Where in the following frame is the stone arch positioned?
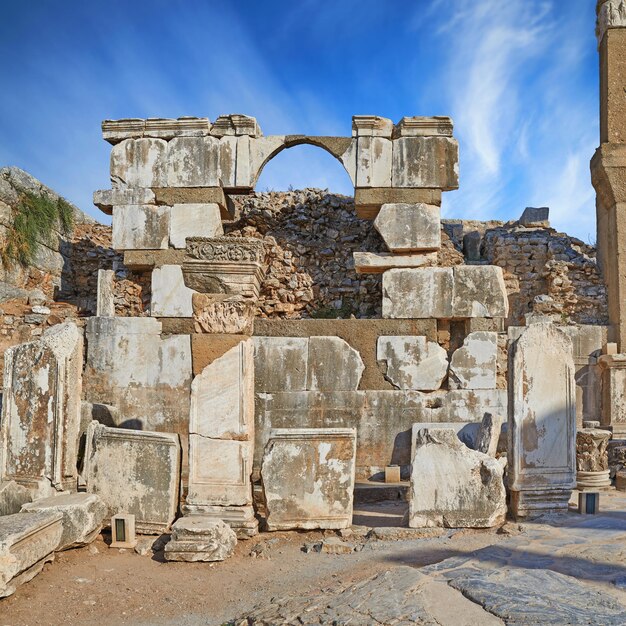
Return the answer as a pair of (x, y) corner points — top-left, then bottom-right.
(251, 135), (356, 189)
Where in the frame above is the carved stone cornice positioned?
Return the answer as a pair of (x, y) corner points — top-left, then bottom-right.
(597, 1), (626, 46)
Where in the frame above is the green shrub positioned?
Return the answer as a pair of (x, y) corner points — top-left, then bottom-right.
(1, 189), (74, 267)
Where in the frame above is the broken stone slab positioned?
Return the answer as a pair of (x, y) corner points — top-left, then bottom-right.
(474, 413), (504, 457)
(180, 504), (258, 539)
(150, 264), (195, 317)
(192, 294), (255, 334)
(254, 336), (309, 392)
(410, 422), (482, 462)
(164, 517), (237, 562)
(96, 269), (115, 317)
(382, 266), (508, 319)
(409, 428), (506, 528)
(93, 188), (156, 215)
(112, 204), (170, 250)
(519, 206), (549, 227)
(307, 336), (365, 391)
(262, 428), (357, 531)
(353, 251), (438, 274)
(211, 114), (262, 137)
(377, 335), (448, 391)
(374, 203), (441, 252)
(21, 493), (107, 550)
(508, 323), (576, 519)
(449, 331), (498, 390)
(0, 481), (32, 516)
(182, 236), (266, 299)
(0, 322), (83, 498)
(0, 511), (63, 598)
(84, 422), (181, 534)
(110, 138), (168, 188)
(169, 203), (223, 248)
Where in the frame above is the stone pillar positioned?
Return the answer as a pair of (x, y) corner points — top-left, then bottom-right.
(508, 322), (576, 519)
(576, 421), (612, 490)
(598, 352), (626, 436)
(96, 269), (115, 316)
(592, 2), (626, 349)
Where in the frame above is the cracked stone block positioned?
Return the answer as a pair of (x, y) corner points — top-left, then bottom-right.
(84, 422), (181, 534)
(1, 322), (83, 498)
(474, 412), (505, 457)
(0, 481), (32, 516)
(307, 337), (365, 391)
(110, 138), (168, 188)
(262, 428), (357, 530)
(451, 266), (509, 318)
(0, 511), (63, 598)
(377, 335), (448, 391)
(169, 203), (223, 248)
(151, 265), (195, 317)
(166, 136), (220, 187)
(112, 204), (170, 250)
(449, 331), (498, 390)
(508, 323), (576, 519)
(254, 336), (309, 392)
(21, 493), (107, 550)
(409, 428), (506, 528)
(374, 203), (441, 252)
(392, 136), (459, 189)
(164, 517), (236, 562)
(519, 206), (549, 227)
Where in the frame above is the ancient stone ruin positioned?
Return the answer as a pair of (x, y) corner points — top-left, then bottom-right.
(3, 4), (626, 622)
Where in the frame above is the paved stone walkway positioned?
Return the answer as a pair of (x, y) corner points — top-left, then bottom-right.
(230, 491), (626, 625)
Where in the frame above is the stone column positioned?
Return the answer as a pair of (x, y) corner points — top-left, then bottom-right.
(576, 421), (612, 489)
(598, 352), (626, 436)
(592, 2), (626, 349)
(508, 322), (577, 519)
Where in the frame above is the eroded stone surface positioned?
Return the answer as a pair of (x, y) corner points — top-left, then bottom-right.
(112, 204), (170, 250)
(377, 335), (448, 391)
(0, 481), (32, 516)
(254, 336), (309, 392)
(449, 332), (498, 390)
(169, 203), (223, 248)
(409, 428), (506, 528)
(508, 323), (576, 518)
(474, 413), (504, 457)
(307, 336), (364, 391)
(21, 493), (107, 550)
(374, 203), (441, 252)
(110, 138), (167, 188)
(192, 294), (255, 334)
(164, 517), (236, 562)
(0, 511), (63, 598)
(84, 422), (181, 534)
(150, 265), (195, 317)
(262, 428), (356, 530)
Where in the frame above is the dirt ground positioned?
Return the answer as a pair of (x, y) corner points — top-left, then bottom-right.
(1, 522), (502, 626)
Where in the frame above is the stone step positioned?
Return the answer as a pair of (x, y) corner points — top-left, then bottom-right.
(354, 481), (409, 504)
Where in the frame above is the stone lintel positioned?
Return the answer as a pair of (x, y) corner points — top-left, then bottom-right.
(102, 117), (211, 144)
(123, 249), (186, 271)
(352, 116), (393, 138)
(152, 187), (233, 219)
(353, 251), (438, 274)
(392, 116), (454, 138)
(354, 187), (442, 219)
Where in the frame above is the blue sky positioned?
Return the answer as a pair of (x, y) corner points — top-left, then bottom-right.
(0, 0), (599, 241)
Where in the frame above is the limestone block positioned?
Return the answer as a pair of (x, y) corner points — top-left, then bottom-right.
(307, 336), (365, 391)
(598, 354), (626, 436)
(96, 269), (115, 317)
(353, 251), (438, 274)
(110, 138), (167, 188)
(0, 322), (83, 497)
(261, 428), (357, 530)
(508, 323), (576, 519)
(409, 428), (506, 528)
(0, 511), (63, 598)
(355, 136), (392, 188)
(164, 517), (236, 562)
(355, 187), (443, 220)
(101, 118), (145, 144)
(192, 294), (255, 334)
(382, 267), (454, 318)
(93, 188), (156, 215)
(21, 493), (107, 550)
(474, 413), (504, 457)
(451, 266), (509, 318)
(166, 136), (220, 187)
(180, 504), (258, 539)
(392, 136), (459, 189)
(248, 136), (288, 187)
(254, 336), (309, 392)
(377, 336), (448, 391)
(519, 206), (549, 227)
(182, 237), (266, 299)
(169, 203), (223, 249)
(392, 116), (454, 138)
(144, 116), (211, 140)
(84, 422), (181, 533)
(374, 203), (441, 252)
(190, 340), (254, 441)
(112, 204), (170, 250)
(150, 265), (195, 317)
(187, 438), (253, 507)
(449, 331), (498, 390)
(83, 317), (192, 432)
(211, 114), (261, 137)
(0, 481), (32, 516)
(410, 422), (482, 462)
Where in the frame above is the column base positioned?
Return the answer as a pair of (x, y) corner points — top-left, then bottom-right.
(509, 488), (573, 520)
(577, 470), (612, 490)
(181, 504), (258, 539)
